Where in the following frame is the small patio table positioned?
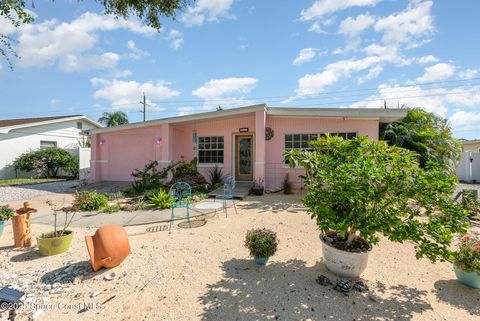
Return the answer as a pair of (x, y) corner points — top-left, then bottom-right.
(194, 202), (223, 216)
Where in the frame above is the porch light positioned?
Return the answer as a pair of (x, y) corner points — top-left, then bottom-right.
(99, 139), (106, 145)
(192, 130), (197, 143)
(156, 138), (162, 144)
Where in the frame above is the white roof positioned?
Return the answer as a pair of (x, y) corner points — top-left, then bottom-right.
(90, 104), (407, 134)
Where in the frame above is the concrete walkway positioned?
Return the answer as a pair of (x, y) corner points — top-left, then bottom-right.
(27, 199), (237, 228)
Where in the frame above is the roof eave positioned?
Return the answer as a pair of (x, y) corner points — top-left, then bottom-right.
(0, 115), (102, 134)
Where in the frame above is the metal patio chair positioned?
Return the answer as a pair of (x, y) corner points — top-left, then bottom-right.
(215, 176), (238, 217)
(169, 182), (191, 232)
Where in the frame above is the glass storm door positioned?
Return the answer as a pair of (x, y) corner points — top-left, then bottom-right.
(235, 135), (253, 181)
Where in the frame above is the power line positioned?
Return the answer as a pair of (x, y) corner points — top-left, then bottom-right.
(1, 79), (480, 118)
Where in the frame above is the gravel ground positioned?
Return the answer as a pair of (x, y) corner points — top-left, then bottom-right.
(0, 180), (79, 203)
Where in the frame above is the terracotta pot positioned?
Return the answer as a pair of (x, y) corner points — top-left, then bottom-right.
(85, 225), (130, 272)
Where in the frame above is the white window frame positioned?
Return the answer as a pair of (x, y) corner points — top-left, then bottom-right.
(197, 136), (225, 166)
(283, 132), (358, 168)
(40, 140), (57, 149)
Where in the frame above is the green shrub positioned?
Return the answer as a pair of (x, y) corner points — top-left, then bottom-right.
(285, 134), (469, 263)
(13, 147), (79, 178)
(454, 235), (480, 272)
(0, 205), (15, 221)
(208, 165), (224, 186)
(130, 160), (177, 195)
(74, 191), (109, 211)
(101, 204), (122, 214)
(149, 190), (174, 209)
(244, 228), (279, 258)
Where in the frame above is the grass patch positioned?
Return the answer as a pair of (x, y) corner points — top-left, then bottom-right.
(0, 178), (65, 186)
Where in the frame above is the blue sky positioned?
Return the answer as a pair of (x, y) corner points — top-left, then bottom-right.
(1, 0), (479, 138)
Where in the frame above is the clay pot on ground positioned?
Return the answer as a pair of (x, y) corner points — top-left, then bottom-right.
(85, 225), (131, 272)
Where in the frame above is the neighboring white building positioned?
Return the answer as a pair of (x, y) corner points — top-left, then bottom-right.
(0, 115), (102, 179)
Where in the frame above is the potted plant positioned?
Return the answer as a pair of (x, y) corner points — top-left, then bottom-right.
(251, 178), (265, 196)
(285, 135), (468, 277)
(453, 235), (480, 288)
(0, 205), (15, 238)
(244, 228), (278, 265)
(37, 200), (78, 256)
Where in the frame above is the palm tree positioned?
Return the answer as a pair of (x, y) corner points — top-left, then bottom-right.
(98, 111), (129, 127)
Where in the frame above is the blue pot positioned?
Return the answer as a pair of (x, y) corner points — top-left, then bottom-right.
(0, 220), (4, 238)
(454, 265), (480, 289)
(254, 257), (269, 265)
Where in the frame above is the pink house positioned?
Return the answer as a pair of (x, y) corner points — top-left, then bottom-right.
(89, 104), (406, 189)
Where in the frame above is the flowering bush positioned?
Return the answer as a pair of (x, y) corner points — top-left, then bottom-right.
(245, 228), (279, 258)
(454, 235), (480, 273)
(0, 205), (15, 221)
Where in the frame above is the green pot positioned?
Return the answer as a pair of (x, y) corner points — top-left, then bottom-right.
(454, 264), (480, 289)
(36, 230), (74, 256)
(254, 257), (269, 265)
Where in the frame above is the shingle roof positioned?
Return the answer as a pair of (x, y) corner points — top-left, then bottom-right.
(0, 115), (83, 129)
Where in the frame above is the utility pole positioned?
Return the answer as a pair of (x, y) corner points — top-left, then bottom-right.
(140, 93), (146, 122)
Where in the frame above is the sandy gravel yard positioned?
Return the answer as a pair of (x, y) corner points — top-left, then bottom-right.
(0, 194), (479, 321)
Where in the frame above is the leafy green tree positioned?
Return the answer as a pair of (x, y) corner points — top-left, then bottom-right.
(1, 0), (190, 67)
(285, 135), (469, 263)
(380, 108), (461, 173)
(98, 111), (129, 127)
(13, 147), (79, 178)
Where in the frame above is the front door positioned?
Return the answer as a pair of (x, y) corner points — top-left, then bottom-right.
(235, 135), (254, 181)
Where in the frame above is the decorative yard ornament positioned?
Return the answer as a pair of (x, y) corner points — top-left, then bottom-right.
(12, 201), (37, 247)
(265, 127), (274, 140)
(85, 225), (131, 272)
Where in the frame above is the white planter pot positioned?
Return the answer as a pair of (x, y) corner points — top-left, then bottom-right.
(320, 234), (371, 278)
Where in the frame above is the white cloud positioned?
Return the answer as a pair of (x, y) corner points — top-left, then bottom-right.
(192, 77), (258, 109)
(458, 68), (480, 79)
(91, 78), (180, 107)
(339, 14), (375, 37)
(415, 63), (455, 83)
(358, 65), (383, 84)
(14, 12), (155, 71)
(308, 22), (327, 34)
(449, 111), (480, 133)
(126, 40), (150, 59)
(166, 29), (184, 50)
(293, 48), (318, 66)
(180, 0), (235, 27)
(417, 55), (439, 64)
(300, 0), (381, 21)
(374, 1), (434, 48)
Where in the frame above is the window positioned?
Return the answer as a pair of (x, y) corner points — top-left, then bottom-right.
(284, 134), (318, 152)
(198, 136), (224, 164)
(330, 132), (357, 140)
(40, 141), (57, 149)
(77, 122), (83, 130)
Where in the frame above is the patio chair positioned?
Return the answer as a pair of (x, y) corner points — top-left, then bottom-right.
(169, 182), (191, 232)
(215, 176), (238, 217)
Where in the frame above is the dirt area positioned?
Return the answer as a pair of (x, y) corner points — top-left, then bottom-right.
(0, 193), (479, 321)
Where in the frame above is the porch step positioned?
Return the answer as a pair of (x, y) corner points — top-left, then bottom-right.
(208, 182), (254, 200)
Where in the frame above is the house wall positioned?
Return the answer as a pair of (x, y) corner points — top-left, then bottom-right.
(91, 115), (257, 182)
(0, 120), (96, 179)
(90, 114), (380, 188)
(264, 117), (379, 189)
(462, 142), (480, 152)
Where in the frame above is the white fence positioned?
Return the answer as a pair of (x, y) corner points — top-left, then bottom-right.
(457, 152), (480, 183)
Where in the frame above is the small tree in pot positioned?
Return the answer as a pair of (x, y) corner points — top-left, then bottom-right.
(285, 135), (468, 277)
